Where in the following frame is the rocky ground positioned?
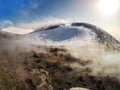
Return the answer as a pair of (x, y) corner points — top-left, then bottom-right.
(0, 45), (120, 90)
(0, 31), (120, 90)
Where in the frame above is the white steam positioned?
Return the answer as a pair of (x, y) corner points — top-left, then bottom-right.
(66, 44), (120, 80)
(89, 52), (120, 80)
(18, 18), (70, 29)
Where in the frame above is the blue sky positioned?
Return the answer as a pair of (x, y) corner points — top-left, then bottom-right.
(0, 0), (69, 22)
(0, 0), (26, 20)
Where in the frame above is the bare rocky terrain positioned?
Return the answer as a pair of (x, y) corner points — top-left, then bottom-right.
(0, 44), (120, 90)
(0, 23), (120, 90)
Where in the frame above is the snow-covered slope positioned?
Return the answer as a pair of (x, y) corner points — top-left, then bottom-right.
(26, 22), (119, 47)
(29, 26), (96, 42)
(1, 27), (34, 34)
(0, 22), (119, 48)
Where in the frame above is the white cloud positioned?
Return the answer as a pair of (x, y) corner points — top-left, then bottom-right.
(30, 2), (40, 9)
(18, 18), (71, 29)
(0, 20), (14, 28)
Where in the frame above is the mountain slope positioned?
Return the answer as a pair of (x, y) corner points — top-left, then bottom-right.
(26, 22), (119, 49)
(0, 22), (119, 49)
(0, 22), (120, 90)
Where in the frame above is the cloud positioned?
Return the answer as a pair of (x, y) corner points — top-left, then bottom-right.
(29, 0), (41, 9)
(17, 0), (43, 20)
(18, 17), (71, 29)
(0, 20), (14, 28)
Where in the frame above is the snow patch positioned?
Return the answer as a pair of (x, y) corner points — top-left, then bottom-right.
(1, 27), (34, 34)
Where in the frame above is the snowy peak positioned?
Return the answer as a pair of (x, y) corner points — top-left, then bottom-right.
(28, 22), (119, 44)
(72, 22), (119, 44)
(0, 22), (119, 48)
